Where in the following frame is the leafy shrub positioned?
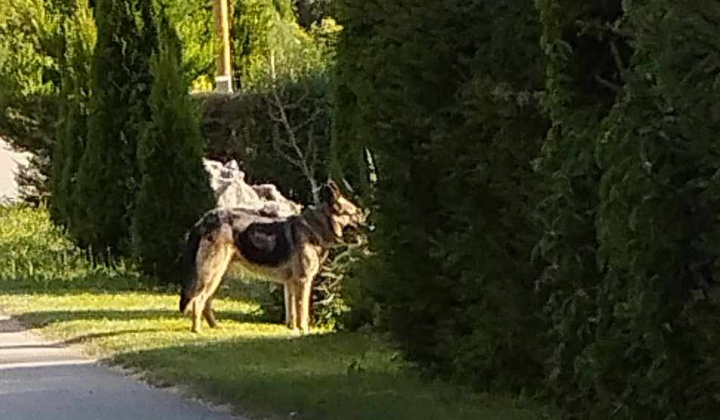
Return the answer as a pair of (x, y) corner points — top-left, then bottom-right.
(198, 74), (333, 205)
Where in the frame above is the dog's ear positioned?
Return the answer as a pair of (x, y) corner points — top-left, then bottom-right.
(327, 180), (340, 197)
(320, 183), (335, 205)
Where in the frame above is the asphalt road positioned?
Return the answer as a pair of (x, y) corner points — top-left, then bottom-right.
(0, 315), (242, 420)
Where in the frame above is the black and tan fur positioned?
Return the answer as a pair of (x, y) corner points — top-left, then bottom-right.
(178, 180), (364, 333)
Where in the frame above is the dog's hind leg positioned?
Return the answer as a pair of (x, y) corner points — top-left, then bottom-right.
(201, 245), (234, 329)
(191, 234), (234, 333)
(192, 294), (205, 333)
(203, 297), (219, 329)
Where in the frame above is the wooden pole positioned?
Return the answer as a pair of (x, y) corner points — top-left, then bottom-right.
(213, 0), (233, 93)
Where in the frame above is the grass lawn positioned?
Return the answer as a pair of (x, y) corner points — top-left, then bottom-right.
(0, 206), (556, 420)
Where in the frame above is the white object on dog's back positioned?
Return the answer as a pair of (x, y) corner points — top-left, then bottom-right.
(203, 158), (301, 217)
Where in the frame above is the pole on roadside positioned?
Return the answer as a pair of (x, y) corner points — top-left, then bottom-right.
(213, 0), (233, 93)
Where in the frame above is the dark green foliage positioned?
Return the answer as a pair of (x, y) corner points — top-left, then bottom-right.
(73, 0), (157, 256)
(294, 0), (335, 28)
(591, 2), (720, 418)
(536, 1), (720, 418)
(335, 0), (547, 391)
(534, 0), (628, 411)
(132, 13), (215, 283)
(51, 3), (95, 231)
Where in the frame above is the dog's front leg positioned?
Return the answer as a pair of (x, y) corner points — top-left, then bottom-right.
(297, 279), (312, 334)
(288, 282), (301, 333)
(283, 283), (293, 328)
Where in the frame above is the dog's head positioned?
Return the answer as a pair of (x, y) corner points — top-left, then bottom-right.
(321, 180), (365, 238)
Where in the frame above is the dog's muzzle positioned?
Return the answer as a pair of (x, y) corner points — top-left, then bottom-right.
(349, 210), (367, 227)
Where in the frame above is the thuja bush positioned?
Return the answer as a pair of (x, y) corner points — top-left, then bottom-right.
(334, 0), (547, 391)
(533, 0), (629, 412)
(590, 2), (720, 418)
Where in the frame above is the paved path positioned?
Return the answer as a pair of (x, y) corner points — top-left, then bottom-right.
(0, 315), (241, 420)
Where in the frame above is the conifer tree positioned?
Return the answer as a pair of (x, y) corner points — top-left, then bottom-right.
(51, 2), (95, 234)
(132, 12), (215, 283)
(73, 0), (157, 256)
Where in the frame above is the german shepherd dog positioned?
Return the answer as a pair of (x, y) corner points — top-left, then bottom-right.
(178, 180), (364, 333)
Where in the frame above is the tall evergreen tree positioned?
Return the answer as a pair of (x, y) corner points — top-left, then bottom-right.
(51, 2), (95, 233)
(132, 12), (215, 283)
(73, 0), (157, 256)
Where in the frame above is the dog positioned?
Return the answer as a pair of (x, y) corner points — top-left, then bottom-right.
(178, 180), (364, 333)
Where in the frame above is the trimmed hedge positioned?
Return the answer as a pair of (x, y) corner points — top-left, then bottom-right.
(591, 2), (720, 418)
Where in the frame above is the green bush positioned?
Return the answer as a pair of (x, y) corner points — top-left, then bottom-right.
(50, 2), (95, 231)
(73, 0), (157, 257)
(591, 2), (720, 418)
(334, 0), (547, 391)
(533, 0), (628, 411)
(132, 13), (215, 283)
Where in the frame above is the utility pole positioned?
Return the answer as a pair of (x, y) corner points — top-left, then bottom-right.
(213, 0), (233, 93)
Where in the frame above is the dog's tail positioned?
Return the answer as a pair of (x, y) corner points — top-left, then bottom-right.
(178, 220), (203, 314)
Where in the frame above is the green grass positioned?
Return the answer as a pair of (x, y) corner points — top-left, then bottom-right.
(0, 206), (556, 420)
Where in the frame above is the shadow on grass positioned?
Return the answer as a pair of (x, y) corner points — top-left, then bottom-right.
(12, 308), (267, 328)
(0, 286), (174, 297)
(61, 329), (169, 345)
(114, 333), (555, 420)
